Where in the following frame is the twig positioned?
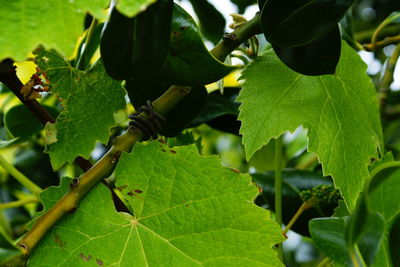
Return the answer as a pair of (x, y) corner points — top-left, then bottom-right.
(379, 43), (400, 116)
(0, 197), (39, 210)
(274, 136), (284, 261)
(282, 202), (312, 234)
(76, 18), (99, 70)
(363, 35), (400, 51)
(0, 155), (42, 197)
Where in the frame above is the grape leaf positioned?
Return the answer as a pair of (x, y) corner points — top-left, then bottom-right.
(369, 168), (400, 266)
(237, 42), (383, 210)
(116, 0), (156, 18)
(34, 49), (126, 170)
(29, 143), (284, 266)
(0, 0), (152, 61)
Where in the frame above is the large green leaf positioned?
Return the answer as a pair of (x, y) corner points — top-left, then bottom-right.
(0, 0), (111, 61)
(237, 42), (383, 210)
(152, 4), (235, 86)
(260, 0), (355, 47)
(34, 49), (126, 170)
(29, 143), (284, 266)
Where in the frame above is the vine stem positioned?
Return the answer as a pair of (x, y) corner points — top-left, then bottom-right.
(0, 155), (42, 197)
(76, 18), (99, 70)
(316, 257), (331, 267)
(363, 34), (400, 51)
(16, 13), (262, 255)
(282, 201), (311, 234)
(274, 136), (284, 261)
(379, 43), (400, 115)
(0, 197), (39, 210)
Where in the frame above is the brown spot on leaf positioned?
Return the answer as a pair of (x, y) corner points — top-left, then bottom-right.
(79, 253), (92, 262)
(127, 191), (135, 196)
(116, 185), (128, 191)
(96, 259), (104, 266)
(170, 150), (176, 154)
(162, 149), (166, 152)
(134, 189), (143, 194)
(185, 204), (189, 207)
(230, 168), (241, 173)
(54, 234), (65, 248)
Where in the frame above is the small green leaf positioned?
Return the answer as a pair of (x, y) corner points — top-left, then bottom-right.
(29, 143), (284, 266)
(237, 42), (383, 210)
(4, 105), (58, 140)
(153, 4), (235, 86)
(260, 0), (355, 47)
(389, 214), (400, 267)
(272, 27), (341, 75)
(309, 217), (350, 265)
(34, 49), (126, 170)
(189, 0), (226, 44)
(116, 0), (157, 17)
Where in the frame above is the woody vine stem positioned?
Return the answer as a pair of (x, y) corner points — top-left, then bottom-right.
(13, 14), (262, 255)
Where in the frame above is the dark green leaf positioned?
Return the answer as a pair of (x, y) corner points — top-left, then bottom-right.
(231, 0), (257, 13)
(152, 3), (235, 86)
(258, 0), (266, 11)
(100, 0), (173, 80)
(346, 194), (369, 247)
(389, 214), (400, 267)
(272, 27), (341, 75)
(309, 217), (350, 265)
(260, 0), (354, 47)
(253, 170), (334, 236)
(190, 88), (241, 135)
(75, 22), (104, 70)
(190, 88), (240, 127)
(4, 105), (58, 140)
(189, 0), (226, 44)
(125, 80), (208, 137)
(358, 213), (385, 265)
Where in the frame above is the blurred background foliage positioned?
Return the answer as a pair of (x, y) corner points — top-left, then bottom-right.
(0, 0), (400, 266)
